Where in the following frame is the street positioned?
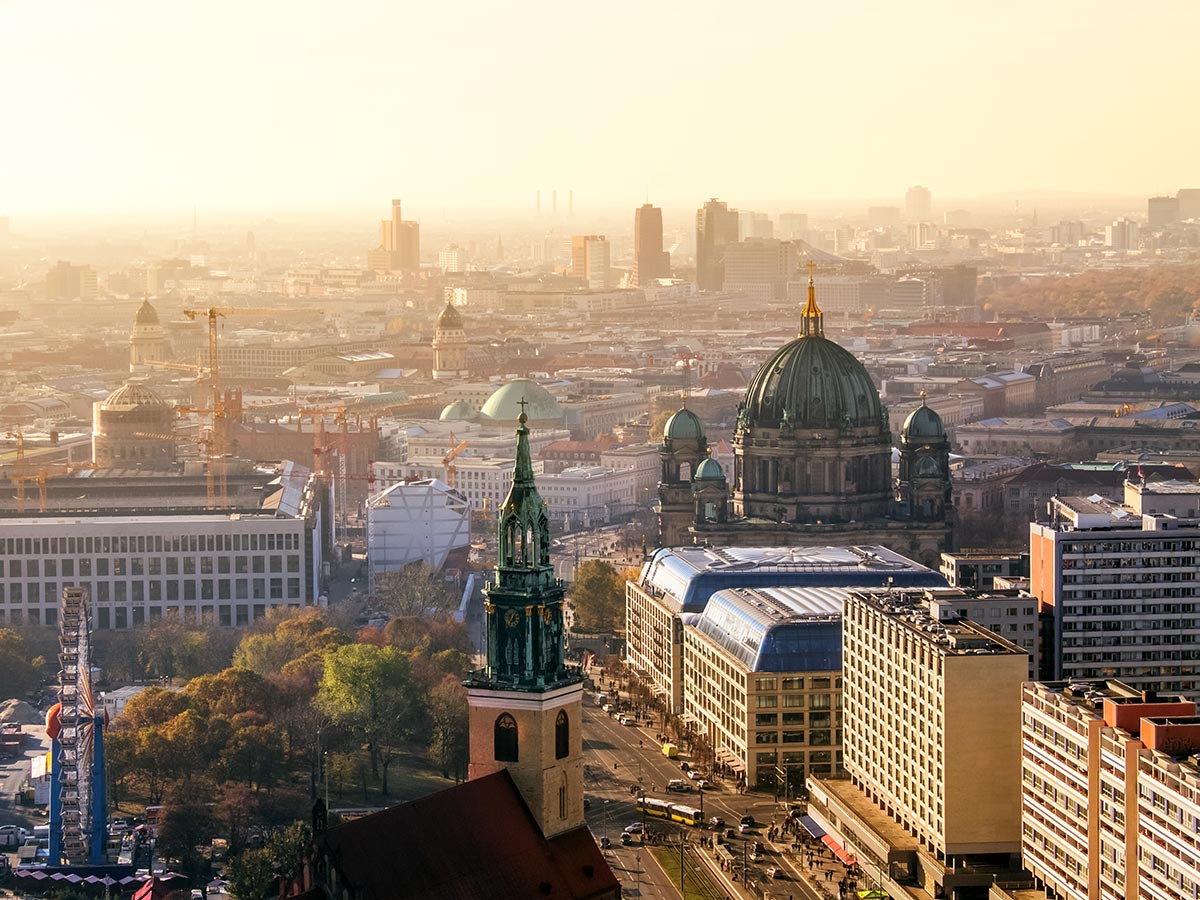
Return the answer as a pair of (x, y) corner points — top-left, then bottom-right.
(580, 694), (842, 900)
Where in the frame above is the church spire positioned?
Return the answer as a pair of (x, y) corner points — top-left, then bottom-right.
(800, 260), (823, 337)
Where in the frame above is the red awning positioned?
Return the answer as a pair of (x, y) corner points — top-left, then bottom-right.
(821, 834), (858, 866)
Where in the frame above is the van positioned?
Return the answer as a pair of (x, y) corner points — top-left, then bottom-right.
(666, 778), (690, 793)
(661, 742), (678, 758)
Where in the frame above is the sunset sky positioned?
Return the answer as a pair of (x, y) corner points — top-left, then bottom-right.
(2, 1), (1196, 216)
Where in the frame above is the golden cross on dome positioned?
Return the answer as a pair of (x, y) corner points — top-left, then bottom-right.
(807, 259), (817, 282)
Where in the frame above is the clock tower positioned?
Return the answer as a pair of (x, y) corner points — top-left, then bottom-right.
(465, 406), (585, 838)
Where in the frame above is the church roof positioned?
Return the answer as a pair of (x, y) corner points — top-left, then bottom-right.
(664, 406), (704, 441)
(101, 383), (167, 410)
(317, 770), (618, 900)
(134, 297), (160, 326)
(438, 399), (477, 421)
(436, 301), (463, 329)
(479, 379), (563, 424)
(902, 401), (946, 440)
(694, 457), (724, 480)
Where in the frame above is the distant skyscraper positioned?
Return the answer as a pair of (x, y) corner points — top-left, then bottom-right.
(633, 204), (670, 286)
(438, 244), (470, 273)
(1105, 217), (1139, 250)
(866, 206), (901, 228)
(738, 210), (773, 240)
(1147, 195), (1180, 228)
(570, 235), (610, 289)
(778, 212), (809, 241)
(45, 260), (97, 301)
(1050, 220), (1086, 245)
(905, 185), (932, 221)
(695, 198), (739, 291)
(368, 199), (420, 272)
(1178, 188), (1200, 220)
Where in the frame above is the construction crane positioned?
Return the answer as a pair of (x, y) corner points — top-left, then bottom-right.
(136, 429), (219, 509)
(8, 463), (95, 514)
(443, 434), (469, 489)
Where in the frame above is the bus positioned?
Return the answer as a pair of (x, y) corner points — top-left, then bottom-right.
(636, 797), (673, 820)
(668, 805), (702, 826)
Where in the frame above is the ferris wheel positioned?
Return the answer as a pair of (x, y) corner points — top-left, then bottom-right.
(47, 586), (107, 866)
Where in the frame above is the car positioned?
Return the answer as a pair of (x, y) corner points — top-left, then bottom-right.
(600, 836), (611, 849)
(680, 761), (692, 772)
(740, 814), (756, 826)
(623, 823), (643, 834)
(665, 779), (690, 792)
(620, 832), (635, 846)
(709, 816), (725, 829)
(724, 828), (737, 840)
(695, 779), (709, 790)
(753, 841), (765, 854)
(687, 770), (703, 780)
(765, 866), (780, 879)
(601, 704), (612, 713)
(738, 823), (752, 834)
(619, 715), (636, 726)
(583, 798), (591, 810)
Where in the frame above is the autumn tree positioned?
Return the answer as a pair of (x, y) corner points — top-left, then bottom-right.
(0, 628), (45, 700)
(568, 559), (625, 633)
(369, 563), (459, 618)
(428, 675), (469, 782)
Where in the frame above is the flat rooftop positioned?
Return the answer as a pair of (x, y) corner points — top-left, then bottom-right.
(849, 588), (1029, 656)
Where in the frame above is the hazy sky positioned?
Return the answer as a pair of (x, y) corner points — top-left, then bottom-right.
(2, 1), (1196, 217)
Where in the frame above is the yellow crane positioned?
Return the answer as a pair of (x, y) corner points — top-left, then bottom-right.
(136, 429), (220, 509)
(8, 463), (95, 514)
(443, 434), (469, 489)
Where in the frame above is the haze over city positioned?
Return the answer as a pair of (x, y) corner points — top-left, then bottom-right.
(3, 1), (1199, 218)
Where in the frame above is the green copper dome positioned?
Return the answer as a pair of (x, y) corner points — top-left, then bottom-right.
(902, 402), (945, 440)
(436, 302), (463, 329)
(664, 407), (704, 442)
(439, 399), (477, 421)
(742, 335), (883, 430)
(479, 379), (563, 424)
(694, 457), (724, 480)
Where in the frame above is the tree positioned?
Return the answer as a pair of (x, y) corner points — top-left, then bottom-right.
(185, 667), (272, 719)
(649, 410), (673, 441)
(223, 724), (286, 792)
(156, 784), (217, 879)
(427, 675), (469, 781)
(119, 687), (192, 731)
(569, 559), (625, 633)
(233, 610), (348, 676)
(316, 644), (420, 795)
(0, 628), (44, 700)
(369, 564), (459, 618)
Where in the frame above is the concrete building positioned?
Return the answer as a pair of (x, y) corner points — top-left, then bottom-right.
(696, 198), (739, 290)
(45, 260), (98, 301)
(1021, 679), (1200, 900)
(1148, 195), (1181, 229)
(721, 238), (797, 301)
(1030, 479), (1200, 698)
(437, 244), (470, 273)
(368, 198), (420, 272)
(807, 586), (1028, 900)
(365, 478), (471, 587)
(778, 213), (809, 240)
(1105, 217), (1140, 250)
(624, 545), (945, 714)
(1179, 188), (1200, 220)
(939, 550), (1029, 591)
(570, 235), (610, 289)
(91, 383), (176, 469)
(0, 463), (326, 628)
(905, 186), (932, 222)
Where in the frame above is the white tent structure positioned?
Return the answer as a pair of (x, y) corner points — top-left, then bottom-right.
(366, 478), (471, 589)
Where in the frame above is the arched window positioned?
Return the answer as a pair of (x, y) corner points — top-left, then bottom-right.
(495, 713), (518, 762)
(555, 710), (569, 759)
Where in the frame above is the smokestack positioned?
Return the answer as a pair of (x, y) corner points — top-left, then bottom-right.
(536, 191), (541, 217)
(552, 190), (557, 216)
(569, 190), (573, 217)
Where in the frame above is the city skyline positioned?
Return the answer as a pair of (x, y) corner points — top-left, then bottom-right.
(2, 1), (1198, 215)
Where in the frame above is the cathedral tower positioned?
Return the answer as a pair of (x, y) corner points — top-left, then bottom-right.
(431, 300), (468, 380)
(129, 296), (169, 373)
(465, 406), (584, 838)
(895, 396), (953, 525)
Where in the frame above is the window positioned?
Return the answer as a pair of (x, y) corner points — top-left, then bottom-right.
(555, 710), (569, 760)
(495, 713), (518, 762)
(755, 695), (778, 709)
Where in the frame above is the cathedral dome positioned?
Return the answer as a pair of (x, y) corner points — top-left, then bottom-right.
(479, 379), (562, 424)
(902, 402), (945, 440)
(694, 457), (724, 480)
(742, 335), (883, 430)
(436, 302), (463, 329)
(439, 399), (477, 421)
(101, 383), (167, 411)
(663, 407), (704, 442)
(134, 298), (160, 326)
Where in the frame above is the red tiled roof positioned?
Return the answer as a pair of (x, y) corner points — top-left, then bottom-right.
(318, 771), (618, 900)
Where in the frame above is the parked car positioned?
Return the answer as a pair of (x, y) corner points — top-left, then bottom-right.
(695, 779), (709, 790)
(623, 823), (643, 834)
(687, 769), (703, 780)
(620, 832), (635, 846)
(680, 761), (692, 772)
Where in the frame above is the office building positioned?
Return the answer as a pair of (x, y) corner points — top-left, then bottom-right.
(1030, 480), (1200, 698)
(624, 544), (945, 714)
(778, 212), (809, 240)
(1105, 217), (1139, 250)
(45, 261), (98, 301)
(807, 587), (1027, 900)
(0, 463), (326, 629)
(368, 198), (420, 272)
(1049, 220), (1086, 245)
(721, 238), (797, 301)
(1148, 195), (1180, 228)
(570, 235), (610, 289)
(632, 204), (670, 286)
(1021, 679), (1200, 900)
(905, 185), (932, 222)
(695, 198), (739, 290)
(1178, 188), (1200, 220)
(738, 210), (773, 239)
(437, 243), (470, 273)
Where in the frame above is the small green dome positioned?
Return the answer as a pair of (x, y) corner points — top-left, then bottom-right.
(479, 378), (563, 424)
(694, 457), (724, 480)
(902, 403), (945, 439)
(742, 334), (883, 430)
(664, 407), (704, 441)
(439, 399), (477, 421)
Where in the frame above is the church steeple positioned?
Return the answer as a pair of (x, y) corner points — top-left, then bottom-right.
(482, 404), (572, 688)
(800, 260), (824, 337)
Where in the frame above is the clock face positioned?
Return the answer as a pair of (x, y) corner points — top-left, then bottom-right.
(504, 609), (521, 628)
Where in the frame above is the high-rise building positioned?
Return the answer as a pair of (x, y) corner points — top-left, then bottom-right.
(367, 199), (420, 272)
(721, 238), (798, 301)
(807, 587), (1027, 899)
(695, 198), (739, 290)
(465, 411), (584, 839)
(778, 212), (809, 240)
(1030, 480), (1200, 698)
(570, 235), (610, 289)
(738, 210), (773, 239)
(1049, 219), (1086, 246)
(632, 204), (670, 286)
(1021, 679), (1200, 900)
(1178, 188), (1200, 220)
(437, 243), (470, 273)
(1148, 195), (1181, 228)
(45, 260), (97, 301)
(1104, 217), (1139, 250)
(905, 185), (932, 222)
